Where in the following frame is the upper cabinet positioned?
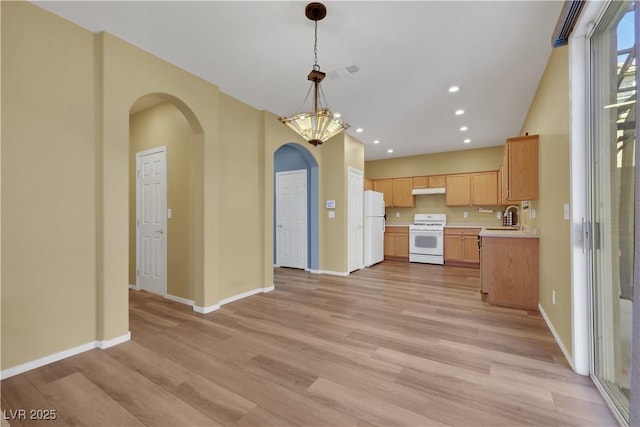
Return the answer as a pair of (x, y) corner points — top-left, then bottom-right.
(373, 178), (415, 207)
(413, 175), (445, 189)
(429, 175), (446, 188)
(446, 171), (498, 206)
(445, 174), (472, 205)
(392, 178), (415, 207)
(364, 178), (374, 191)
(472, 171), (499, 206)
(502, 135), (538, 202)
(373, 179), (393, 206)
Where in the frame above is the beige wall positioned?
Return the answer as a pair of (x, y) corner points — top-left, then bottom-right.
(1, 2), (98, 368)
(346, 134), (365, 172)
(129, 102), (194, 300)
(384, 195), (504, 225)
(365, 146), (503, 179)
(320, 135), (348, 273)
(365, 146), (505, 224)
(519, 46), (572, 356)
(217, 93), (264, 298)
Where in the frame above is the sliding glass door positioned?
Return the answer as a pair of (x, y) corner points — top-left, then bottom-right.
(590, 1), (637, 424)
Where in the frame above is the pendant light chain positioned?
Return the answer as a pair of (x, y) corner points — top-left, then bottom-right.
(313, 20), (319, 71)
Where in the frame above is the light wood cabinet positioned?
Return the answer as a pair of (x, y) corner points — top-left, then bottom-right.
(471, 171), (498, 205)
(429, 175), (445, 187)
(445, 174), (472, 206)
(446, 172), (498, 206)
(384, 226), (409, 260)
(374, 178), (415, 207)
(373, 179), (393, 206)
(502, 134), (539, 202)
(392, 178), (415, 207)
(413, 175), (445, 189)
(364, 178), (374, 191)
(412, 176), (429, 188)
(498, 164), (509, 206)
(444, 228), (481, 268)
(480, 236), (539, 309)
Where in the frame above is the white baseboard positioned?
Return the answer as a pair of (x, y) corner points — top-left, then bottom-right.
(538, 303), (577, 373)
(0, 332), (131, 380)
(128, 284), (140, 291)
(98, 332), (131, 350)
(193, 303), (220, 314)
(193, 285), (275, 314)
(164, 294), (194, 307)
(317, 270), (349, 277)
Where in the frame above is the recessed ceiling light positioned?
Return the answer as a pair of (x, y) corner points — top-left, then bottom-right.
(333, 112), (341, 118)
(448, 86), (460, 93)
(464, 139), (471, 144)
(356, 128), (364, 133)
(455, 109), (465, 115)
(387, 149), (394, 153)
(373, 140), (380, 144)
(460, 126), (468, 131)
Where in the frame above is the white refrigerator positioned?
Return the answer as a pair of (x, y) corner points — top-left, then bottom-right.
(364, 190), (385, 266)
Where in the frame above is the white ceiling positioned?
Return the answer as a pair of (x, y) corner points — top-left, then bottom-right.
(32, 1), (563, 160)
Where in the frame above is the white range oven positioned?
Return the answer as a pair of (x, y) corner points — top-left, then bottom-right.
(409, 213), (446, 264)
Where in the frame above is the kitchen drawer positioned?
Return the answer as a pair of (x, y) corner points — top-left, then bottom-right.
(445, 227), (481, 236)
(385, 226), (408, 234)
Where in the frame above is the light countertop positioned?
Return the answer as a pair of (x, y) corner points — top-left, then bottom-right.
(479, 227), (539, 239)
(386, 222), (539, 238)
(445, 223), (497, 229)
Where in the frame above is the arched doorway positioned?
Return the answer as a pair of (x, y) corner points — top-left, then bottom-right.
(128, 93), (202, 304)
(274, 143), (319, 271)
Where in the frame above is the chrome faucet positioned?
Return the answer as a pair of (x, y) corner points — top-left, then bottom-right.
(503, 205), (520, 227)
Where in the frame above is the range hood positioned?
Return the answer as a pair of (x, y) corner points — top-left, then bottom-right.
(412, 187), (446, 195)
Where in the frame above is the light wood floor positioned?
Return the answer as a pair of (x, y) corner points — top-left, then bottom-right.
(2, 262), (618, 426)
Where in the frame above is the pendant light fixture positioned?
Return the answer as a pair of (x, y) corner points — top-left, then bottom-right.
(278, 2), (349, 146)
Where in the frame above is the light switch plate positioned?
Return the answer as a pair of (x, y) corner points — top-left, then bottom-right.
(328, 211), (335, 219)
(167, 208), (172, 219)
(563, 203), (570, 220)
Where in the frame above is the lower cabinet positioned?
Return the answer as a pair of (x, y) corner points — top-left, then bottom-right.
(384, 226), (409, 261)
(444, 228), (481, 268)
(480, 236), (539, 309)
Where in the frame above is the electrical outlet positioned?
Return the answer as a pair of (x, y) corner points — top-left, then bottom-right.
(497, 211), (502, 219)
(531, 209), (536, 219)
(395, 212), (400, 218)
(463, 211), (468, 218)
(552, 290), (556, 305)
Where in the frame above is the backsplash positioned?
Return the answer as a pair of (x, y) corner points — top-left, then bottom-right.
(385, 194), (504, 225)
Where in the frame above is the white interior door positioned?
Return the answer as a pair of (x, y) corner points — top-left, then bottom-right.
(136, 147), (167, 295)
(348, 168), (364, 272)
(276, 170), (307, 269)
